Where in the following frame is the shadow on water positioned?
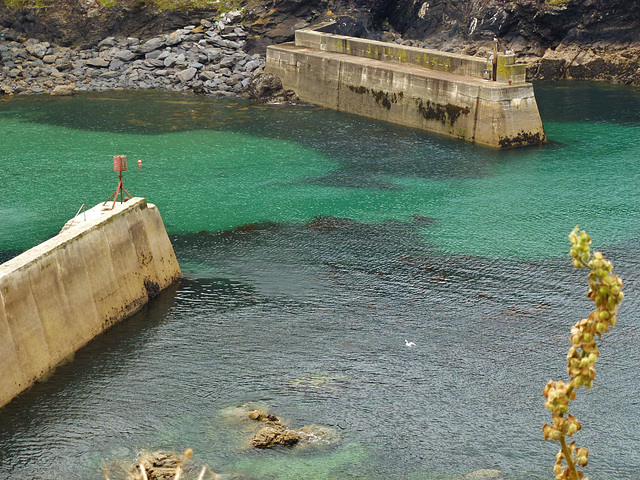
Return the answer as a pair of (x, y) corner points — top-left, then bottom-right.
(0, 82), (639, 480)
(2, 81), (638, 192)
(0, 90), (537, 186)
(535, 81), (640, 126)
(0, 209), (639, 479)
(0, 281), (180, 419)
(0, 249), (23, 264)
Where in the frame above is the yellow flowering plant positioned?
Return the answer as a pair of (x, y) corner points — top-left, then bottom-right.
(543, 227), (624, 480)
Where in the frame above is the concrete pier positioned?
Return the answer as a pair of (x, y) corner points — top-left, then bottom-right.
(0, 198), (181, 409)
(266, 23), (545, 148)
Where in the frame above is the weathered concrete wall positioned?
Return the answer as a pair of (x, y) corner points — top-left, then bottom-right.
(0, 197), (181, 409)
(266, 42), (545, 147)
(294, 25), (527, 86)
(295, 26), (490, 81)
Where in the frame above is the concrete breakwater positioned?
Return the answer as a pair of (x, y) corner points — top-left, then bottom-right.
(266, 24), (546, 148)
(0, 198), (181, 409)
(0, 15), (264, 96)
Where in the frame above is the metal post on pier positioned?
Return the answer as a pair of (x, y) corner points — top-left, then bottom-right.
(103, 155), (133, 209)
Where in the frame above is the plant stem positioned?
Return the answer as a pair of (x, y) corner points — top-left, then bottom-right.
(559, 434), (580, 480)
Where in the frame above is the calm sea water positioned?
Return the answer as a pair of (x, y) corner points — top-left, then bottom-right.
(0, 82), (639, 480)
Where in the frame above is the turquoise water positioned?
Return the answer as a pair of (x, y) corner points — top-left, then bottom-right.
(0, 82), (639, 479)
(2, 84), (640, 259)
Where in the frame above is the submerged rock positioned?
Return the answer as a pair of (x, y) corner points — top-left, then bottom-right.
(306, 216), (360, 231)
(462, 469), (502, 480)
(296, 424), (340, 447)
(103, 448), (218, 480)
(246, 408), (338, 449)
(128, 451), (183, 480)
(219, 404), (340, 450)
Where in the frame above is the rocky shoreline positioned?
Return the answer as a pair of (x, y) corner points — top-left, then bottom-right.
(2, 3), (639, 99)
(0, 12), (265, 96)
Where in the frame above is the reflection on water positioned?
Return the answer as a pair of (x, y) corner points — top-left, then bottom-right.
(0, 82), (639, 479)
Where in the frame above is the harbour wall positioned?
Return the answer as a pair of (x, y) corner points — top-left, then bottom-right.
(0, 197), (181, 409)
(266, 24), (545, 148)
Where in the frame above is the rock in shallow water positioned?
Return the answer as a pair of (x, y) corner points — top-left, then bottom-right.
(462, 469), (502, 480)
(239, 73), (298, 104)
(128, 451), (182, 480)
(246, 408), (339, 449)
(247, 409), (279, 422)
(252, 424), (301, 448)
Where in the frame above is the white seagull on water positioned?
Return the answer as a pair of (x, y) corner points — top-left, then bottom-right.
(405, 339), (416, 347)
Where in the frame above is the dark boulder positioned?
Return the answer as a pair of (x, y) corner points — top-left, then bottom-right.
(240, 73), (298, 103)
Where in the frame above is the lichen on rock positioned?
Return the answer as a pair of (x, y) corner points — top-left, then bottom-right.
(251, 424), (301, 448)
(247, 409), (280, 423)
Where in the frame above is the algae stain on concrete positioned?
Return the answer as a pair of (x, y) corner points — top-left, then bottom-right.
(498, 130), (545, 148)
(347, 85), (403, 110)
(415, 98), (471, 126)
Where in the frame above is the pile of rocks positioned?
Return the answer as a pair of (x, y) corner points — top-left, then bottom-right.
(0, 15), (265, 96)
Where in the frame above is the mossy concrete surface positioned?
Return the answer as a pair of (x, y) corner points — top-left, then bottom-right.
(0, 198), (181, 409)
(266, 24), (545, 148)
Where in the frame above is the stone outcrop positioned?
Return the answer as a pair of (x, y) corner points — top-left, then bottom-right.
(239, 72), (298, 103)
(529, 42), (640, 84)
(246, 409), (338, 449)
(2, 0), (640, 90)
(247, 409), (280, 422)
(252, 425), (302, 448)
